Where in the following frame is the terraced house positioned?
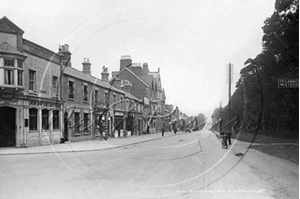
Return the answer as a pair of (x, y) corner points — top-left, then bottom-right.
(0, 16), (174, 148)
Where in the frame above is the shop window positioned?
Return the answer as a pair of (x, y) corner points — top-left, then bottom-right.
(29, 108), (38, 130)
(53, 110), (60, 129)
(29, 70), (36, 91)
(42, 109), (49, 130)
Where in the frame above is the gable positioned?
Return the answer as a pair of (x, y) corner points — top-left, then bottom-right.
(111, 67), (149, 87)
(0, 17), (24, 35)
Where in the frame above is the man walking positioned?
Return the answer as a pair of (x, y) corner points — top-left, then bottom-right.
(161, 127), (165, 137)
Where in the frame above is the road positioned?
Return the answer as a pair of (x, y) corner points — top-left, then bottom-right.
(0, 130), (276, 199)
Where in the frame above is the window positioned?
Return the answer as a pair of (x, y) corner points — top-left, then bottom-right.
(74, 112), (80, 133)
(4, 59), (14, 66)
(126, 99), (129, 110)
(83, 85), (88, 102)
(29, 70), (36, 91)
(52, 76), (58, 89)
(42, 109), (49, 130)
(53, 110), (59, 129)
(4, 69), (14, 85)
(29, 108), (38, 130)
(104, 92), (108, 106)
(95, 89), (99, 104)
(17, 60), (22, 69)
(84, 113), (89, 131)
(17, 70), (22, 86)
(120, 96), (123, 110)
(52, 76), (58, 96)
(113, 94), (116, 109)
(69, 81), (74, 99)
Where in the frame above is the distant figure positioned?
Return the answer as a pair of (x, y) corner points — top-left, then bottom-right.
(161, 127), (165, 137)
(147, 125), (150, 134)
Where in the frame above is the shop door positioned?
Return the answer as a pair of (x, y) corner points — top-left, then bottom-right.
(0, 107), (16, 147)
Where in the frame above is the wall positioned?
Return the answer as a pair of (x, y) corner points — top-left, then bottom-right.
(117, 69), (148, 100)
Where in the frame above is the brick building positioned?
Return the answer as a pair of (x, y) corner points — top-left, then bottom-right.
(0, 17), (64, 147)
(111, 55), (167, 133)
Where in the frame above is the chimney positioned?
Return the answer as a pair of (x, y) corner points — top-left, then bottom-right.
(101, 66), (109, 82)
(112, 77), (121, 89)
(60, 44), (72, 67)
(143, 63), (149, 75)
(120, 55), (132, 71)
(82, 58), (91, 75)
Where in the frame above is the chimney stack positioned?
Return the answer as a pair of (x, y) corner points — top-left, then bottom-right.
(82, 58), (91, 76)
(143, 63), (149, 75)
(120, 55), (132, 71)
(101, 66), (109, 82)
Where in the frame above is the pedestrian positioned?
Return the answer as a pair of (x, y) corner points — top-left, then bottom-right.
(227, 129), (232, 145)
(220, 130), (228, 149)
(162, 127), (165, 137)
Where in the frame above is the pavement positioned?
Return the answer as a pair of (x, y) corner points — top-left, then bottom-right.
(0, 131), (177, 155)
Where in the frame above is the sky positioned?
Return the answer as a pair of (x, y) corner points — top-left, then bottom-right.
(1, 0), (275, 118)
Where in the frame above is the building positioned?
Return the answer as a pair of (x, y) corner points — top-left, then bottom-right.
(110, 55), (167, 133)
(0, 16), (64, 147)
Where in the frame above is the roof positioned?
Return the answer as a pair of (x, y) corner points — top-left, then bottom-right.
(63, 66), (126, 94)
(0, 16), (24, 34)
(0, 42), (26, 58)
(110, 67), (149, 87)
(125, 92), (141, 102)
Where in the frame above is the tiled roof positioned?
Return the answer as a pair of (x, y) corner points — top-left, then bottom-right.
(0, 42), (26, 57)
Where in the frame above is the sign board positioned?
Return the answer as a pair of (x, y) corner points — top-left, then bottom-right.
(115, 112), (124, 116)
(143, 97), (149, 105)
(278, 78), (298, 88)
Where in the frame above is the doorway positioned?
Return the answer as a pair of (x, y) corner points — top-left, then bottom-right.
(0, 107), (16, 147)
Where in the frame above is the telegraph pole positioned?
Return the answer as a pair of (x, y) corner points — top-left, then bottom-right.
(227, 63), (233, 128)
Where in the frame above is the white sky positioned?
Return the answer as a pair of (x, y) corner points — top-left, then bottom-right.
(1, 0), (275, 117)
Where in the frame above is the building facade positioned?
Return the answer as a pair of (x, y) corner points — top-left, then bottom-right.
(111, 55), (167, 133)
(0, 17), (166, 148)
(0, 17), (64, 147)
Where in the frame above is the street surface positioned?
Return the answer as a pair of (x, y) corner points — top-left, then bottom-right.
(0, 130), (291, 199)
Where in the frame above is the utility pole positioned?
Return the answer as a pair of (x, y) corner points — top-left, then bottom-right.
(227, 63), (233, 129)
